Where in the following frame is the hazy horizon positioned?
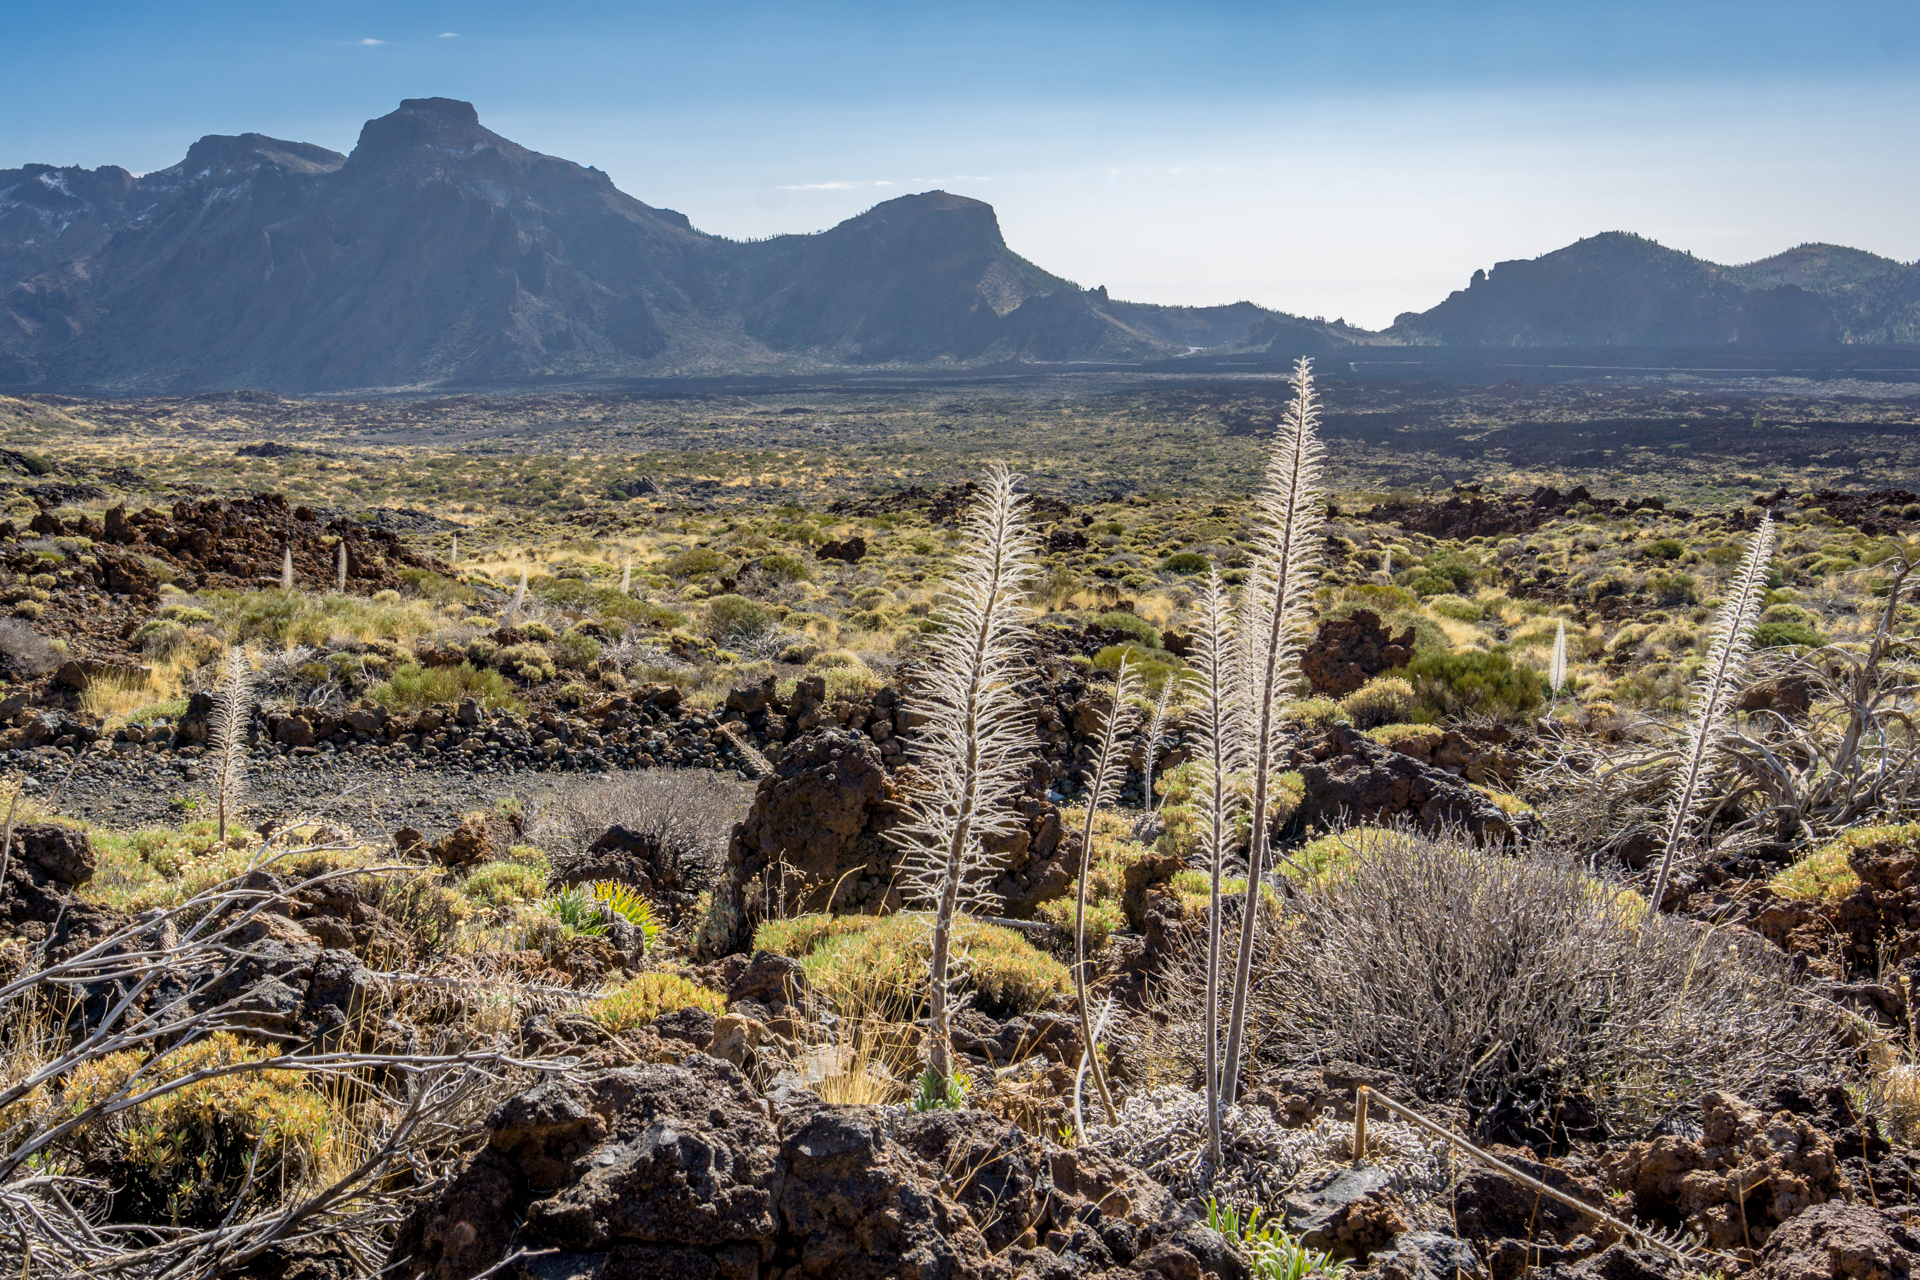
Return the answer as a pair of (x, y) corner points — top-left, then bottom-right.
(5, 0), (1916, 329)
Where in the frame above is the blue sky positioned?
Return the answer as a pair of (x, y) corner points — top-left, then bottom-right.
(3, 1), (1915, 327)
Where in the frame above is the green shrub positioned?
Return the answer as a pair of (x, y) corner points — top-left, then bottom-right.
(554, 627), (602, 669)
(1642, 538), (1685, 561)
(1645, 571), (1699, 605)
(370, 662), (523, 713)
(593, 972), (726, 1032)
(704, 594), (774, 642)
(1762, 603), (1820, 627)
(1425, 593), (1482, 622)
(1405, 648), (1542, 721)
(494, 642), (557, 682)
(1161, 551), (1210, 575)
(1280, 697), (1347, 730)
(1155, 761), (1303, 865)
(1339, 676), (1416, 728)
(664, 547), (737, 579)
(536, 578), (687, 629)
(586, 880), (664, 952)
(1406, 552), (1481, 596)
(1090, 610), (1162, 649)
(756, 553), (809, 583)
(1092, 641), (1182, 692)
(1755, 621), (1828, 649)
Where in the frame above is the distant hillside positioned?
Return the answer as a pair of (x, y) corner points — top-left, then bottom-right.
(1387, 231), (1919, 348)
(5, 102), (1914, 391)
(0, 98), (1321, 392)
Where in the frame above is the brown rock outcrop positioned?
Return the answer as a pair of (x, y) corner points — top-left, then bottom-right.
(1757, 1201), (1920, 1280)
(1602, 1091), (1843, 1250)
(1291, 725), (1522, 842)
(1303, 610), (1416, 697)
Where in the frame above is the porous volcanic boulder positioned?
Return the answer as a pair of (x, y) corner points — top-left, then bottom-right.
(392, 1056), (784, 1280)
(778, 1104), (1007, 1279)
(1757, 1201), (1920, 1280)
(1290, 725), (1521, 842)
(427, 814), (512, 869)
(1602, 1091), (1843, 1250)
(393, 1057), (1070, 1280)
(1303, 610), (1416, 698)
(5, 822), (96, 885)
(714, 728), (888, 948)
(0, 823), (123, 948)
(1844, 826), (1920, 969)
(815, 536), (867, 564)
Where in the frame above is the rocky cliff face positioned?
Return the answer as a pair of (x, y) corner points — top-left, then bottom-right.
(0, 98), (1260, 391)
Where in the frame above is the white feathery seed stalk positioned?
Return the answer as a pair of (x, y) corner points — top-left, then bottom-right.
(1222, 355), (1326, 1108)
(210, 647), (255, 843)
(621, 553), (632, 596)
(887, 463), (1041, 1089)
(280, 546), (294, 591)
(336, 541), (348, 594)
(1644, 512), (1775, 922)
(1073, 653), (1139, 1126)
(507, 566), (528, 620)
(1549, 619), (1568, 700)
(1191, 567), (1242, 1172)
(450, 534), (458, 567)
(1141, 676), (1174, 813)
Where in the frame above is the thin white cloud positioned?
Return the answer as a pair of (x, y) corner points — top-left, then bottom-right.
(359, 37), (384, 45)
(438, 31), (459, 38)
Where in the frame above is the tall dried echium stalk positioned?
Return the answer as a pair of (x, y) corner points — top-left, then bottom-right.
(1221, 355), (1325, 1107)
(621, 553), (633, 596)
(336, 542), (348, 594)
(1549, 619), (1568, 701)
(1140, 677), (1174, 813)
(506, 566), (528, 621)
(1645, 512), (1775, 922)
(1190, 567), (1241, 1170)
(209, 647), (255, 843)
(1073, 653), (1138, 1125)
(280, 546), (294, 591)
(889, 463), (1040, 1094)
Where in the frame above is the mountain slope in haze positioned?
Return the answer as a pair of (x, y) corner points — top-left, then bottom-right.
(1388, 231), (1918, 348)
(0, 99), (1304, 391)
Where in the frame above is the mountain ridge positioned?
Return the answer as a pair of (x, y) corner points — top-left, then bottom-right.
(2, 99), (1916, 392)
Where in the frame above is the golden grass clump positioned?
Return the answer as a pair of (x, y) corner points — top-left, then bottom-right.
(592, 972), (726, 1032)
(755, 912), (1069, 1018)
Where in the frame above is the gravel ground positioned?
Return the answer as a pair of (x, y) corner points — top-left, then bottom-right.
(21, 746), (641, 843)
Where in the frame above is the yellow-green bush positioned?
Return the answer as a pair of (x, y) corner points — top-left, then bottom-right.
(370, 661), (522, 713)
(1281, 826), (1398, 886)
(1167, 868), (1281, 916)
(1772, 822), (1920, 902)
(1339, 676), (1416, 728)
(460, 860), (547, 911)
(62, 1033), (340, 1228)
(593, 971), (726, 1032)
(755, 912), (1068, 1018)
